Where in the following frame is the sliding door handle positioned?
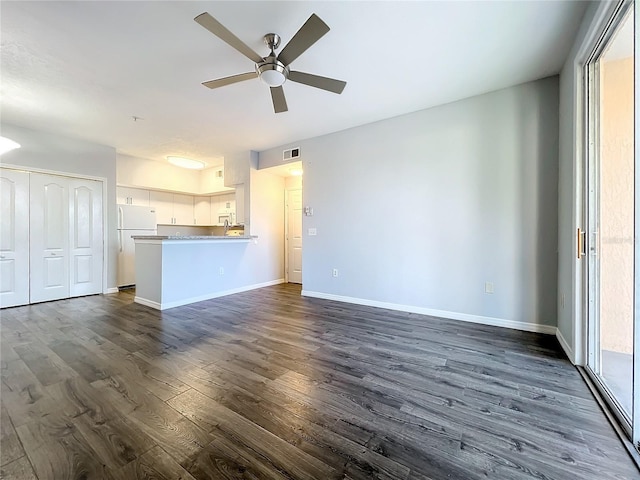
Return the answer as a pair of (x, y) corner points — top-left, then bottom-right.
(577, 228), (587, 259)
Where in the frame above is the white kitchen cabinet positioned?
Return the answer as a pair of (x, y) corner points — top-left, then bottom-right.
(149, 191), (195, 225)
(194, 197), (211, 225)
(149, 191), (174, 224)
(173, 194), (194, 225)
(117, 186), (149, 206)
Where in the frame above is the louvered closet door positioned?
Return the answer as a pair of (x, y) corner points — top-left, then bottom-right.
(0, 169), (30, 308)
(30, 173), (70, 303)
(69, 178), (103, 297)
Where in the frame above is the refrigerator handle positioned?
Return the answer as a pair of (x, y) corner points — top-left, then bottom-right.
(118, 206), (124, 230)
(119, 230), (123, 253)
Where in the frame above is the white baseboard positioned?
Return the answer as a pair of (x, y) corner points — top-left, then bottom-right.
(555, 327), (575, 364)
(136, 278), (285, 310)
(301, 290), (557, 335)
(105, 287), (119, 294)
(134, 296), (161, 310)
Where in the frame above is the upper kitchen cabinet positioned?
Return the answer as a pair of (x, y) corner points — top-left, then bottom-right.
(149, 191), (195, 225)
(150, 191), (174, 224)
(173, 194), (194, 225)
(194, 197), (211, 225)
(117, 186), (150, 206)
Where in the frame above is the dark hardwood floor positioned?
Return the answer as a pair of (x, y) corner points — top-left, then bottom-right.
(1, 284), (638, 479)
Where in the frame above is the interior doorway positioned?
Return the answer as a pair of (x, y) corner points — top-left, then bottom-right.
(584, 0), (635, 442)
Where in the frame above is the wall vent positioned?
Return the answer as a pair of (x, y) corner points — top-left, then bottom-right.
(283, 147), (300, 161)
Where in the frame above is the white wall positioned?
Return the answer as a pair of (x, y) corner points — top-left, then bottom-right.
(260, 77), (560, 332)
(117, 153), (200, 192)
(0, 123), (118, 290)
(200, 167), (233, 194)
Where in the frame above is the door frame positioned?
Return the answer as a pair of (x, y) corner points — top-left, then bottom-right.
(580, 0), (636, 446)
(1, 163), (109, 295)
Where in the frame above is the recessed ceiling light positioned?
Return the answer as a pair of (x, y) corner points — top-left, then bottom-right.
(0, 136), (21, 156)
(289, 168), (303, 176)
(167, 156), (206, 170)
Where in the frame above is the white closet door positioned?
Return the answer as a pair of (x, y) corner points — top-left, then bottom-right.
(69, 178), (103, 297)
(0, 169), (30, 308)
(30, 173), (70, 303)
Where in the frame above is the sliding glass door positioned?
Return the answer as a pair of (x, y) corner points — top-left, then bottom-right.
(585, 0), (635, 443)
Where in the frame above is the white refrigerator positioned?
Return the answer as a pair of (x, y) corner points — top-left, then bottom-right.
(117, 204), (157, 287)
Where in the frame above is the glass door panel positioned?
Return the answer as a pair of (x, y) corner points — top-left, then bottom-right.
(586, 1), (634, 433)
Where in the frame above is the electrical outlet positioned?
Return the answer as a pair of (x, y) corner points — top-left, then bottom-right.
(485, 282), (494, 294)
(308, 228), (317, 236)
(219, 267), (224, 275)
(332, 268), (338, 277)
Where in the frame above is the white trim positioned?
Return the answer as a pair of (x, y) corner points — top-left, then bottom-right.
(301, 290), (557, 335)
(135, 278), (284, 310)
(556, 327), (575, 364)
(0, 162), (108, 182)
(106, 287), (119, 294)
(133, 296), (161, 310)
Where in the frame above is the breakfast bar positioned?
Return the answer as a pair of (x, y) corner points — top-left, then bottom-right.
(133, 235), (256, 310)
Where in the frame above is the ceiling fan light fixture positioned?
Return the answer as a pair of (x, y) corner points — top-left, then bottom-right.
(167, 156), (206, 170)
(0, 136), (21, 156)
(256, 61), (289, 87)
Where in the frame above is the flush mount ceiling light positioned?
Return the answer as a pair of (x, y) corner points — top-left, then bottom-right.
(167, 156), (207, 170)
(0, 136), (21, 155)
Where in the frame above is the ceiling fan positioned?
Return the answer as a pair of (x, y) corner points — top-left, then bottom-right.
(194, 12), (347, 113)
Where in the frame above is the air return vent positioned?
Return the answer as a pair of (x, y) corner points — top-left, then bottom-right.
(283, 147), (300, 161)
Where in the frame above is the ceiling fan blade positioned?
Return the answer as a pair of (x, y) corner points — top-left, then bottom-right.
(288, 71), (346, 94)
(270, 86), (288, 113)
(277, 13), (330, 67)
(202, 72), (258, 89)
(195, 12), (263, 64)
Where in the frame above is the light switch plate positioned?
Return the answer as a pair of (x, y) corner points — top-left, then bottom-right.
(308, 228), (317, 236)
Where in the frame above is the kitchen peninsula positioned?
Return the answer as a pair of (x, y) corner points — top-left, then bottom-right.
(133, 235), (257, 310)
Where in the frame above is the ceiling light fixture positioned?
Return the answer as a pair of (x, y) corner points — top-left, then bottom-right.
(256, 34), (289, 88)
(167, 156), (206, 170)
(289, 168), (303, 176)
(0, 136), (21, 156)
(257, 62), (288, 87)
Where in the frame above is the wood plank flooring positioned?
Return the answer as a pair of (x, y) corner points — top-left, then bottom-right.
(1, 284), (637, 479)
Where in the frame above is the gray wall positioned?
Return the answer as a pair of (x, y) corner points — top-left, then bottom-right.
(260, 77), (559, 330)
(0, 123), (118, 290)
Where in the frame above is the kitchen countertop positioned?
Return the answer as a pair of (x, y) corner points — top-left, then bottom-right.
(132, 235), (255, 240)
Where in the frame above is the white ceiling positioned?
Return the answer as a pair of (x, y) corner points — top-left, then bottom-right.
(1, 1), (588, 167)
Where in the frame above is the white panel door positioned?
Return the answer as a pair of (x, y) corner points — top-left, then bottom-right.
(30, 173), (70, 303)
(287, 189), (303, 284)
(0, 169), (30, 308)
(69, 178), (103, 297)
